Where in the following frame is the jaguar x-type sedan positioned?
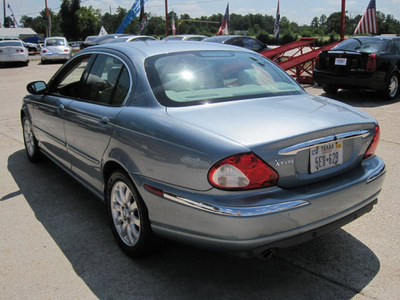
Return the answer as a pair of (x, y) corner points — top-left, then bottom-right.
(21, 41), (385, 258)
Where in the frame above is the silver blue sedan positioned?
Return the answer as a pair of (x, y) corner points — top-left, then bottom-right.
(21, 41), (385, 258)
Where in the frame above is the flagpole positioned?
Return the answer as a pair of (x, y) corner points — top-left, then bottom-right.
(340, 0), (345, 41)
(3, 0), (5, 27)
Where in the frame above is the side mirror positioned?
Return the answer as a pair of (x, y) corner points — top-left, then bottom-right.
(27, 81), (47, 95)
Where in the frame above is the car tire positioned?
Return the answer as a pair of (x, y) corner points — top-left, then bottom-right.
(322, 85), (339, 94)
(22, 116), (42, 162)
(383, 73), (399, 100)
(106, 171), (155, 258)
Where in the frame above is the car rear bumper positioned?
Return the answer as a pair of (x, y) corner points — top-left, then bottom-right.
(313, 69), (387, 90)
(41, 53), (70, 61)
(0, 53), (28, 63)
(135, 155), (385, 257)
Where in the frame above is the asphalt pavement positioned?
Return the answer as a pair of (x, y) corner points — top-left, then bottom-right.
(1, 59), (399, 299)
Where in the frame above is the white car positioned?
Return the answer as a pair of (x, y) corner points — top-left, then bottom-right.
(0, 39), (29, 66)
(41, 37), (72, 64)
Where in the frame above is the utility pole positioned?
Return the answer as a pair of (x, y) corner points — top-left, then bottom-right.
(45, 0), (51, 37)
(165, 0), (169, 36)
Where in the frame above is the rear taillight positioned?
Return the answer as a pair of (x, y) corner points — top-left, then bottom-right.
(366, 54), (377, 72)
(364, 125), (380, 159)
(208, 153), (279, 190)
(16, 48), (24, 53)
(42, 49), (47, 53)
(64, 48), (69, 52)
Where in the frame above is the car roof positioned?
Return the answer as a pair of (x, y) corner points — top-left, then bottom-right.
(202, 35), (244, 43)
(84, 40), (254, 59)
(351, 35), (399, 41)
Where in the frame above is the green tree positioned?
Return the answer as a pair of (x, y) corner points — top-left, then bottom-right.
(60, 0), (81, 40)
(77, 6), (101, 39)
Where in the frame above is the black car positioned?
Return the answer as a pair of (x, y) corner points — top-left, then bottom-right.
(314, 36), (400, 100)
(202, 35), (268, 53)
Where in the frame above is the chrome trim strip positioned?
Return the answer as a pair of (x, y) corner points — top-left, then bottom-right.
(278, 130), (370, 156)
(163, 192), (309, 217)
(367, 164), (386, 183)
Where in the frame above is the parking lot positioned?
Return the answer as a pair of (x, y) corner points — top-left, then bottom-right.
(1, 59), (399, 299)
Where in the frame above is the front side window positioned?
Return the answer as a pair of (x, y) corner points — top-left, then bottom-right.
(53, 55), (90, 98)
(52, 53), (130, 105)
(145, 50), (305, 107)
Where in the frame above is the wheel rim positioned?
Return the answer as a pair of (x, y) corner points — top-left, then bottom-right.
(110, 181), (140, 246)
(388, 75), (398, 98)
(23, 119), (35, 156)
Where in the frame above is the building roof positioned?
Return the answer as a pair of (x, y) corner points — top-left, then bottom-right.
(0, 28), (37, 38)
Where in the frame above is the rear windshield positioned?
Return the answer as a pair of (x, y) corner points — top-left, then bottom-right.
(0, 41), (22, 47)
(145, 50), (305, 107)
(333, 38), (389, 53)
(45, 39), (66, 46)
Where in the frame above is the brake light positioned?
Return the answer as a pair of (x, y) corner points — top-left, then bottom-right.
(16, 48), (24, 53)
(364, 125), (380, 159)
(64, 48), (69, 52)
(366, 54), (377, 72)
(208, 153), (279, 190)
(42, 49), (47, 53)
(315, 55), (320, 69)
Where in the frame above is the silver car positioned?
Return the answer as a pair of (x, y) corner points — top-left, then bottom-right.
(21, 42), (385, 258)
(41, 36), (71, 63)
(0, 40), (29, 66)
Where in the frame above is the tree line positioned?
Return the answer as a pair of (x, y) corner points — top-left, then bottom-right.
(17, 0), (400, 45)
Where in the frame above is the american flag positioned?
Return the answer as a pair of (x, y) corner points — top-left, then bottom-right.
(218, 3), (229, 35)
(273, 0), (280, 41)
(354, 0), (378, 35)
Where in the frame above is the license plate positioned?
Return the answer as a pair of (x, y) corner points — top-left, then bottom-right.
(310, 141), (343, 173)
(335, 58), (347, 66)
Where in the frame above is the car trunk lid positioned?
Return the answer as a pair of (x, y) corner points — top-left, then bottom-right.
(317, 50), (374, 73)
(166, 94), (377, 188)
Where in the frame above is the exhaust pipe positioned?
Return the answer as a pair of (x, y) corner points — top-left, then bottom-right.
(257, 249), (273, 260)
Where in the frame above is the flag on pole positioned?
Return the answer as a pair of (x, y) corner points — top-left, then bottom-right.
(172, 10), (176, 35)
(273, 0), (280, 41)
(218, 3), (229, 35)
(116, 0), (147, 34)
(138, 0), (147, 35)
(354, 0), (378, 35)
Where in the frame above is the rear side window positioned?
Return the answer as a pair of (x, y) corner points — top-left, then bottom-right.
(81, 54), (130, 105)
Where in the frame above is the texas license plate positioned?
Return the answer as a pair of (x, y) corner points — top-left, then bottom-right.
(310, 141), (343, 173)
(335, 58), (347, 66)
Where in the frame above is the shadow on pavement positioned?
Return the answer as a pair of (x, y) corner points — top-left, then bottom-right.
(7, 149), (380, 299)
(305, 84), (400, 108)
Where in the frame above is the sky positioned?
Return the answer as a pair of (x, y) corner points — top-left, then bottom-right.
(4, 0), (400, 27)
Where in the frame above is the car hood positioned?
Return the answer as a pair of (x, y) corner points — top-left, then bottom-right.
(166, 94), (375, 147)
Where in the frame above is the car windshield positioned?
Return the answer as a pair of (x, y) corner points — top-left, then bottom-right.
(145, 50), (305, 107)
(333, 38), (389, 53)
(0, 41), (22, 47)
(46, 39), (65, 46)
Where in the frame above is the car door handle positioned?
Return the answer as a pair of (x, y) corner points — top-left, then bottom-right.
(100, 116), (110, 125)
